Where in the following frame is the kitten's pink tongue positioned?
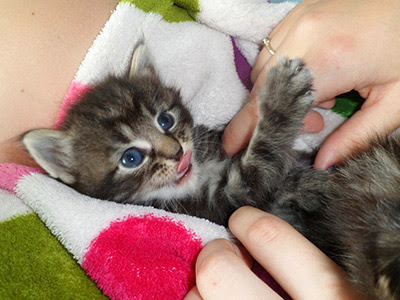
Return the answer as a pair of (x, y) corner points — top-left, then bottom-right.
(177, 151), (192, 174)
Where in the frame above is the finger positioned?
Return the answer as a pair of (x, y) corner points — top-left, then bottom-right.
(229, 207), (364, 300)
(314, 88), (400, 170)
(251, 38), (282, 86)
(195, 239), (283, 300)
(302, 109), (324, 133)
(317, 98), (336, 109)
(251, 20), (284, 83)
(250, 65), (268, 99)
(251, 47), (276, 84)
(222, 96), (259, 156)
(250, 8), (296, 83)
(183, 286), (202, 300)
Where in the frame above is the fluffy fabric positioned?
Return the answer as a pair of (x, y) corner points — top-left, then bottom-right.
(0, 0), (359, 299)
(0, 212), (106, 299)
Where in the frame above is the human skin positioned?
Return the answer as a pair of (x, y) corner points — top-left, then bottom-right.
(183, 207), (365, 300)
(222, 0), (400, 170)
(0, 0), (119, 167)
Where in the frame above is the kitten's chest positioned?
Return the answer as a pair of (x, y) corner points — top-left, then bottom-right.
(198, 159), (228, 196)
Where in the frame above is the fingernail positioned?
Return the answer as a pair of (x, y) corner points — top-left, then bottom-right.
(314, 149), (337, 171)
(327, 164), (339, 172)
(302, 110), (324, 133)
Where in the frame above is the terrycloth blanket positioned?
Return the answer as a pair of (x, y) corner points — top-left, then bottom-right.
(0, 1), (361, 299)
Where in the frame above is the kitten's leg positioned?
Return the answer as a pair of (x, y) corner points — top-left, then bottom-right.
(215, 58), (314, 221)
(241, 58), (314, 188)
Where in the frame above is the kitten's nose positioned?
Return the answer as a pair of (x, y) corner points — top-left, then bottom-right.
(172, 147), (183, 161)
(152, 134), (183, 161)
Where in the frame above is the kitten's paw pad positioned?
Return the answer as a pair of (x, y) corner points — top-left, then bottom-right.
(260, 58), (314, 112)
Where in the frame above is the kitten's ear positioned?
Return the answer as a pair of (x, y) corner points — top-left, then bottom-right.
(22, 129), (76, 184)
(129, 44), (154, 79)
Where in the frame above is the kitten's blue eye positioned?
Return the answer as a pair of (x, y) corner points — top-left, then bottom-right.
(121, 148), (144, 168)
(158, 112), (175, 131)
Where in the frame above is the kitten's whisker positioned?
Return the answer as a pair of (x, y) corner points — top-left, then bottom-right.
(174, 199), (190, 215)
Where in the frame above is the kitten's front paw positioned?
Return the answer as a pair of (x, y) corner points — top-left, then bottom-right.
(259, 58), (314, 116)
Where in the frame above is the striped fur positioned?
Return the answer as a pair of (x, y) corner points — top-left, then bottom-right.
(23, 57), (400, 299)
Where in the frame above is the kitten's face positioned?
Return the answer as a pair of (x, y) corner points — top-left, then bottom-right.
(22, 45), (200, 204)
(75, 76), (199, 202)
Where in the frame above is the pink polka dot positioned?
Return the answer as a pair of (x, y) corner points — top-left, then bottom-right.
(82, 214), (202, 300)
(54, 80), (91, 129)
(0, 163), (43, 193)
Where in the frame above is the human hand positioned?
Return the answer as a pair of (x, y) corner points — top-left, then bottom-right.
(222, 0), (400, 170)
(183, 206), (364, 300)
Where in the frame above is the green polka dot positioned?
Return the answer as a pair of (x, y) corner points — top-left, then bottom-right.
(120, 0), (199, 22)
(0, 214), (107, 300)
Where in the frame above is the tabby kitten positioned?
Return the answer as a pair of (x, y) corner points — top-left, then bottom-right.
(23, 45), (400, 299)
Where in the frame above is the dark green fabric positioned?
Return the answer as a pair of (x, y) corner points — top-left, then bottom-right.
(332, 91), (364, 118)
(0, 214), (107, 300)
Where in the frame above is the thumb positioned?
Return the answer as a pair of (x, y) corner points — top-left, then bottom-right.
(314, 89), (400, 170)
(222, 96), (259, 156)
